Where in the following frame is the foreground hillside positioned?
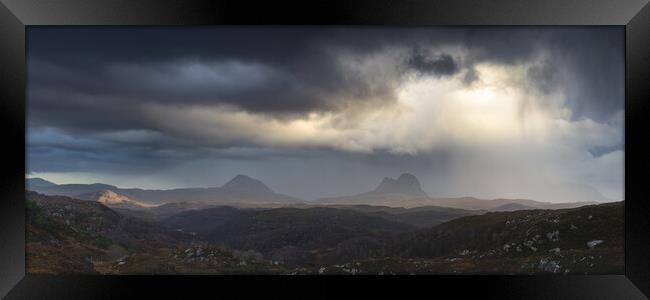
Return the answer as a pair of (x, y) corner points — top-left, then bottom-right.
(26, 192), (623, 275)
(370, 201), (624, 274)
(25, 192), (293, 274)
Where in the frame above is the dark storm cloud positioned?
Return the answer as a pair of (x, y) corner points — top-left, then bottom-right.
(27, 128), (185, 173)
(453, 28), (624, 122)
(27, 27), (624, 182)
(27, 127), (335, 176)
(461, 66), (480, 85)
(28, 27), (406, 120)
(405, 49), (459, 77)
(549, 28), (624, 122)
(28, 27), (623, 125)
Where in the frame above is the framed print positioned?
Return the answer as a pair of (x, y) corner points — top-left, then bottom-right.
(1, 0), (649, 299)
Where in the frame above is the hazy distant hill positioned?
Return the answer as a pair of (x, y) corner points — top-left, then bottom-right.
(26, 177), (57, 188)
(317, 173), (428, 205)
(27, 175), (304, 206)
(316, 174), (597, 210)
(333, 197), (601, 211)
(27, 179), (119, 197)
(388, 196), (598, 211)
(489, 202), (537, 212)
(540, 183), (613, 204)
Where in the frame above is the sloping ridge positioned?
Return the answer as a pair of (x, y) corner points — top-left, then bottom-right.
(213, 174), (299, 203)
(392, 201), (624, 262)
(221, 174), (274, 194)
(28, 175), (304, 205)
(116, 174), (304, 205)
(26, 177), (57, 188)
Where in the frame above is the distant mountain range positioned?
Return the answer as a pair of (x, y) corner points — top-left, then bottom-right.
(389, 196), (599, 211)
(27, 173), (602, 211)
(27, 175), (303, 206)
(316, 173), (599, 210)
(26, 177), (58, 188)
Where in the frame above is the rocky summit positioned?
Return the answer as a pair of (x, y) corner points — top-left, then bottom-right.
(371, 173), (428, 197)
(221, 174), (274, 194)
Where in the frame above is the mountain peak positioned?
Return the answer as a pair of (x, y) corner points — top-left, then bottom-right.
(222, 174), (273, 193)
(371, 173), (428, 197)
(379, 177), (397, 186)
(231, 174), (254, 181)
(397, 173), (418, 183)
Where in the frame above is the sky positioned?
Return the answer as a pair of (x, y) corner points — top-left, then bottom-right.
(26, 27), (624, 202)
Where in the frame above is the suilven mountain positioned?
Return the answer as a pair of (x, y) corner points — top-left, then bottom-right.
(316, 173), (598, 210)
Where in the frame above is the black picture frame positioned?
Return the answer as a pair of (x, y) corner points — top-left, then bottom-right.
(1, 0), (649, 299)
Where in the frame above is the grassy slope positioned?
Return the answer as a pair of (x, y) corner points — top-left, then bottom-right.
(338, 201), (625, 274)
(399, 201), (623, 258)
(26, 191), (624, 275)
